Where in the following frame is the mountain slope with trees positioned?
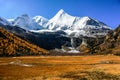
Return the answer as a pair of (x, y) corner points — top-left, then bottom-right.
(79, 25), (120, 55)
(0, 27), (48, 56)
(98, 25), (120, 55)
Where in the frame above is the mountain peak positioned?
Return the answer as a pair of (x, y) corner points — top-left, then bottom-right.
(33, 16), (48, 21)
(33, 16), (43, 19)
(48, 9), (76, 28)
(21, 14), (29, 17)
(54, 9), (67, 18)
(58, 9), (65, 14)
(0, 16), (11, 26)
(83, 16), (91, 20)
(20, 14), (30, 19)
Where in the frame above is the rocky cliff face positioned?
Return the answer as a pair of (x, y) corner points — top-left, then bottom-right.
(98, 25), (120, 55)
(79, 36), (105, 54)
(79, 25), (120, 55)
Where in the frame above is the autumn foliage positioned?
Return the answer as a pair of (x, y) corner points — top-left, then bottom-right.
(0, 27), (49, 56)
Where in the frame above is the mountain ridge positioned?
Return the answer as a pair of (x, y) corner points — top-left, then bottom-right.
(0, 9), (113, 52)
(5, 9), (111, 32)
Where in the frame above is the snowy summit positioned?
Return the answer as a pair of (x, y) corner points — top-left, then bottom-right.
(0, 9), (112, 37)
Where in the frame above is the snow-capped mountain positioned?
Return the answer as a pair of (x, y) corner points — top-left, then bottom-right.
(12, 14), (44, 30)
(4, 9), (112, 37)
(7, 19), (14, 24)
(45, 9), (111, 36)
(44, 9), (111, 37)
(0, 17), (11, 26)
(33, 16), (48, 28)
(46, 9), (111, 30)
(46, 9), (76, 30)
(0, 9), (113, 51)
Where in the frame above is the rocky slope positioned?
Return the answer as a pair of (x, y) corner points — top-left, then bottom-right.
(79, 25), (120, 55)
(0, 27), (48, 56)
(98, 25), (120, 55)
(79, 36), (105, 54)
(0, 25), (70, 50)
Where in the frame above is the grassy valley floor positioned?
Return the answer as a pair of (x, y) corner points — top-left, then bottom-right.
(0, 55), (120, 80)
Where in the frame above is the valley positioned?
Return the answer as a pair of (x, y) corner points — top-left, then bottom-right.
(0, 0), (120, 80)
(0, 6), (119, 80)
(0, 55), (120, 80)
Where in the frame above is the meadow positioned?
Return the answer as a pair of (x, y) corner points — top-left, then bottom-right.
(0, 55), (120, 80)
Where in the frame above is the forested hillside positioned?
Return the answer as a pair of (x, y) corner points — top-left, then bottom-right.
(0, 27), (48, 56)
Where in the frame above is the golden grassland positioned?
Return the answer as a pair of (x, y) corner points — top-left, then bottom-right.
(0, 55), (120, 80)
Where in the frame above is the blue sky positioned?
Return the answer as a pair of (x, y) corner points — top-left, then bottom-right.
(0, 0), (120, 28)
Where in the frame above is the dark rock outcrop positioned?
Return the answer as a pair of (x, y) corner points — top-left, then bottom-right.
(79, 36), (105, 54)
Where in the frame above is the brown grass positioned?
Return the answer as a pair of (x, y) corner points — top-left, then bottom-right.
(0, 55), (120, 80)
